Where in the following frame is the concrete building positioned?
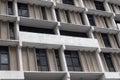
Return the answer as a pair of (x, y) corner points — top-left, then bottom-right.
(0, 0), (120, 80)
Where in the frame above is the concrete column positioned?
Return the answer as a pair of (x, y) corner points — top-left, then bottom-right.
(51, 2), (57, 22)
(13, 0), (18, 16)
(104, 1), (111, 12)
(63, 72), (70, 80)
(79, 0), (84, 7)
(117, 32), (120, 47)
(111, 16), (118, 29)
(82, 11), (90, 26)
(54, 22), (61, 35)
(59, 45), (68, 71)
(17, 43), (23, 71)
(96, 48), (105, 72)
(88, 27), (95, 39)
(15, 20), (20, 40)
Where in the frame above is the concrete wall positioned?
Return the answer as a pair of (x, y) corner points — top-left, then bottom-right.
(28, 4), (53, 21)
(79, 51), (100, 72)
(56, 9), (84, 25)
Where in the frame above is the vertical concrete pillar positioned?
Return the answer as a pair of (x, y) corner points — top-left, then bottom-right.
(51, 2), (57, 22)
(82, 11), (90, 26)
(54, 22), (61, 35)
(79, 0), (84, 7)
(17, 44), (23, 71)
(104, 1), (111, 12)
(96, 48), (105, 72)
(13, 0), (18, 16)
(59, 45), (68, 71)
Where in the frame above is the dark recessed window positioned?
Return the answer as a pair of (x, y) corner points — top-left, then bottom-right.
(8, 1), (13, 15)
(103, 17), (109, 28)
(55, 9), (61, 21)
(0, 47), (9, 70)
(41, 7), (47, 20)
(101, 33), (111, 47)
(55, 50), (62, 71)
(65, 50), (82, 71)
(65, 10), (71, 23)
(80, 14), (84, 25)
(18, 3), (29, 17)
(60, 30), (88, 38)
(103, 53), (115, 72)
(20, 26), (55, 34)
(9, 22), (15, 40)
(94, 1), (105, 11)
(63, 0), (74, 5)
(87, 14), (96, 26)
(114, 35), (120, 48)
(36, 49), (49, 71)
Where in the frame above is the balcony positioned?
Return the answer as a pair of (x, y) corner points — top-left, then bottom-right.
(20, 17), (58, 29)
(17, 0), (53, 7)
(104, 72), (120, 80)
(0, 71), (24, 80)
(24, 71), (67, 80)
(93, 27), (119, 34)
(86, 9), (113, 17)
(55, 3), (85, 12)
(70, 72), (103, 80)
(0, 14), (17, 22)
(19, 32), (99, 51)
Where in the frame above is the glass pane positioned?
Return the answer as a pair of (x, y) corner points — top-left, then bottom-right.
(0, 65), (9, 70)
(68, 67), (74, 71)
(74, 67), (81, 71)
(40, 57), (47, 66)
(22, 10), (28, 17)
(18, 9), (22, 16)
(1, 54), (8, 64)
(8, 8), (13, 15)
(66, 57), (72, 66)
(72, 58), (80, 66)
(41, 66), (49, 71)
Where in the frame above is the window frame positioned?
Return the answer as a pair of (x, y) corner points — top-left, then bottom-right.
(103, 53), (116, 72)
(65, 50), (83, 71)
(18, 3), (29, 17)
(0, 47), (9, 70)
(41, 7), (47, 20)
(8, 1), (13, 15)
(62, 0), (74, 5)
(101, 33), (111, 48)
(9, 22), (15, 40)
(54, 50), (62, 71)
(94, 1), (105, 11)
(36, 49), (49, 71)
(87, 14), (96, 26)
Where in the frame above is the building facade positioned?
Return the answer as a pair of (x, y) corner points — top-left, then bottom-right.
(0, 0), (120, 80)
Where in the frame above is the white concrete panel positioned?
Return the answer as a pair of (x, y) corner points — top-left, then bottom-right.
(104, 72), (120, 80)
(19, 32), (99, 49)
(0, 71), (24, 79)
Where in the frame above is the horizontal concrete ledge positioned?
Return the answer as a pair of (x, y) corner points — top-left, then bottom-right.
(20, 17), (58, 29)
(87, 9), (113, 17)
(0, 39), (19, 46)
(17, 0), (53, 7)
(0, 71), (24, 80)
(56, 3), (85, 12)
(70, 72), (104, 80)
(104, 72), (120, 80)
(101, 48), (120, 53)
(93, 27), (119, 34)
(24, 71), (67, 80)
(0, 14), (17, 22)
